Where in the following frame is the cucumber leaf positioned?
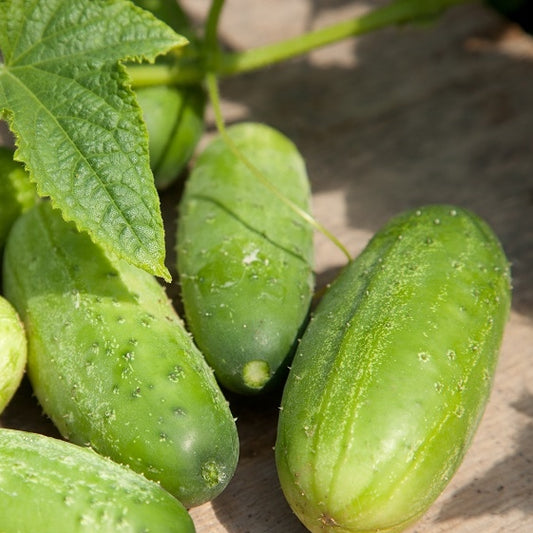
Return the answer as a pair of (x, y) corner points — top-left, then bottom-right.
(0, 0), (187, 280)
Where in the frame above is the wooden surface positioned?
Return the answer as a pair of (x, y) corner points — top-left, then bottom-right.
(2, 1), (533, 532)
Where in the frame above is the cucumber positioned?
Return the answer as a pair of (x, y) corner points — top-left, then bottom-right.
(0, 428), (195, 532)
(0, 146), (36, 248)
(2, 201), (239, 508)
(176, 122), (314, 395)
(136, 84), (206, 189)
(0, 295), (27, 413)
(275, 205), (511, 533)
(131, 0), (206, 190)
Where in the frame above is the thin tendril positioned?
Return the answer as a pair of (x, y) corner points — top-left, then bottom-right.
(206, 72), (352, 262)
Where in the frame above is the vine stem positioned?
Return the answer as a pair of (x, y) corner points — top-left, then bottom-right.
(206, 72), (352, 262)
(216, 0), (469, 76)
(128, 0), (472, 87)
(204, 0), (225, 62)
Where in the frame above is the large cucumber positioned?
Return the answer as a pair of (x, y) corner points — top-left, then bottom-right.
(0, 295), (27, 413)
(0, 428), (195, 532)
(275, 205), (511, 533)
(2, 201), (239, 508)
(176, 122), (314, 395)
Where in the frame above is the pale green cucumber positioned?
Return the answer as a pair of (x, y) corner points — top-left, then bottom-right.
(0, 295), (27, 413)
(0, 428), (195, 532)
(176, 122), (314, 395)
(276, 205), (511, 533)
(2, 201), (239, 508)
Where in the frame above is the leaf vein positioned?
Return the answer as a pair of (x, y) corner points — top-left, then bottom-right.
(3, 68), (153, 253)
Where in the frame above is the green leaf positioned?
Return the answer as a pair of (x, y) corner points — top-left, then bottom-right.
(0, 0), (187, 280)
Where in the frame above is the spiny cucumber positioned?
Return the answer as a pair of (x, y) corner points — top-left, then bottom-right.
(176, 122), (314, 394)
(0, 428), (195, 532)
(275, 205), (511, 533)
(2, 201), (239, 508)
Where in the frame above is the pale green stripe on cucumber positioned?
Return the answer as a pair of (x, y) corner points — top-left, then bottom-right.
(176, 122), (314, 395)
(275, 205), (511, 533)
(0, 428), (195, 532)
(2, 201), (239, 508)
(0, 295), (27, 413)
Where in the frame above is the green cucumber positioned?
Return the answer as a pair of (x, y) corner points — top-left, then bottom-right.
(0, 428), (195, 532)
(0, 146), (36, 248)
(2, 201), (239, 508)
(0, 295), (27, 413)
(136, 84), (206, 189)
(275, 205), (511, 533)
(176, 122), (314, 395)
(131, 0), (206, 190)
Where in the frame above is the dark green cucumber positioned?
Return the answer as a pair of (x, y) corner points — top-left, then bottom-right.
(0, 428), (195, 532)
(176, 122), (314, 395)
(275, 205), (511, 533)
(0, 295), (27, 413)
(2, 201), (239, 508)
(131, 0), (206, 189)
(0, 146), (36, 248)
(136, 84), (206, 189)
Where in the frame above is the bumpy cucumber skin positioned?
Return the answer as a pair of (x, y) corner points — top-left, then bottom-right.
(0, 296), (27, 413)
(0, 428), (195, 532)
(2, 202), (239, 508)
(275, 205), (511, 533)
(136, 85), (206, 189)
(0, 146), (36, 248)
(176, 122), (314, 395)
